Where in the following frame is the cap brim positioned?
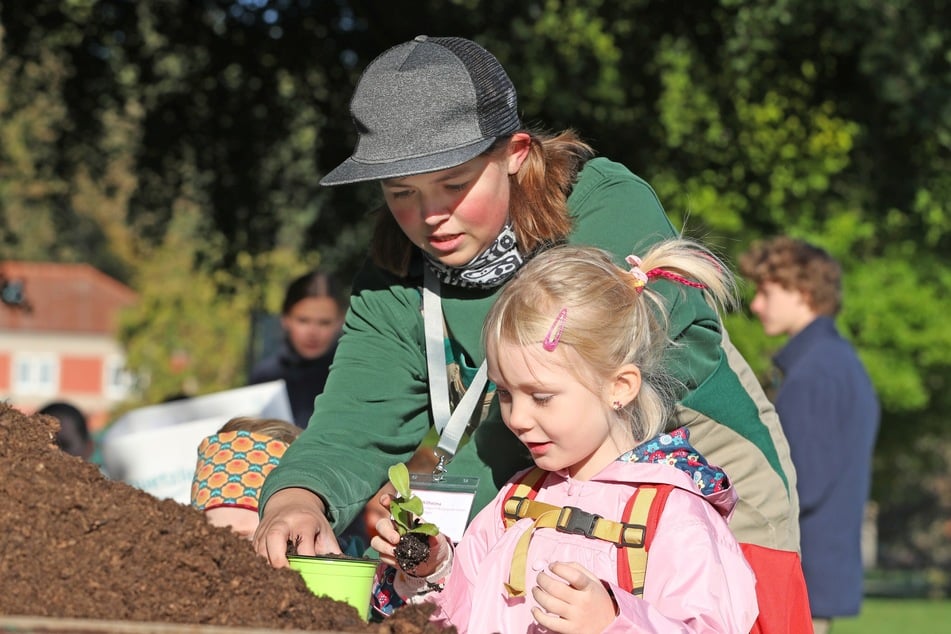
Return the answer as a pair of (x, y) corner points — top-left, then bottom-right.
(319, 138), (495, 186)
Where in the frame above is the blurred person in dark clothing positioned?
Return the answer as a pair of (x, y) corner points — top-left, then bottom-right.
(248, 270), (348, 429)
(740, 236), (880, 634)
(38, 401), (92, 460)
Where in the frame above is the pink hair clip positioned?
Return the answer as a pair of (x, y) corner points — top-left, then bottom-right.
(625, 255), (649, 293)
(542, 308), (568, 351)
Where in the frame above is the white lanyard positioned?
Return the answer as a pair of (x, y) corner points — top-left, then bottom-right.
(423, 267), (488, 478)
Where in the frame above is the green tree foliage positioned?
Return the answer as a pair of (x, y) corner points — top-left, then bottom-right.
(623, 0), (951, 568)
(116, 201), (320, 405)
(0, 3), (142, 281)
(1, 0), (948, 569)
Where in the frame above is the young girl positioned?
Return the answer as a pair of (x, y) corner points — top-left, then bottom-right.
(372, 242), (758, 633)
(253, 36), (798, 591)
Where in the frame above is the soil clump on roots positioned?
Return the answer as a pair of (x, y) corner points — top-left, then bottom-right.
(0, 403), (447, 633)
(395, 532), (431, 574)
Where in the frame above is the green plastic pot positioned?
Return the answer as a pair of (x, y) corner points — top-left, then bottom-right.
(287, 555), (378, 621)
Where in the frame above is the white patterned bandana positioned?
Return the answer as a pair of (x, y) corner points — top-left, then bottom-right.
(423, 223), (524, 289)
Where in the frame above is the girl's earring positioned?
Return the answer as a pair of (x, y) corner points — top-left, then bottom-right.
(612, 400), (622, 411)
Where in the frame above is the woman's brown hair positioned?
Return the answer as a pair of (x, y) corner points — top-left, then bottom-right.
(370, 129), (595, 277)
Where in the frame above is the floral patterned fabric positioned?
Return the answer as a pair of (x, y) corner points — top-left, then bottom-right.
(190, 430), (290, 512)
(620, 427), (729, 495)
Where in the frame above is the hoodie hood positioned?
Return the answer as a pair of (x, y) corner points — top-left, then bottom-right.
(555, 426), (738, 519)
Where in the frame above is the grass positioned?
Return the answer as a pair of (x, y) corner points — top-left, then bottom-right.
(833, 598), (951, 633)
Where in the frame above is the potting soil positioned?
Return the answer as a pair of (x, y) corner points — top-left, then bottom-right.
(0, 403), (448, 633)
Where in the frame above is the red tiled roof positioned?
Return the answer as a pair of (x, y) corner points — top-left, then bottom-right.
(0, 262), (138, 335)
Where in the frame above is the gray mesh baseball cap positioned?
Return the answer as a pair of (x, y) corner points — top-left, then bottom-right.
(320, 35), (522, 186)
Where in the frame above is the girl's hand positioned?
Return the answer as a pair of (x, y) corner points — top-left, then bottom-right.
(531, 561), (617, 634)
(365, 482), (398, 541)
(398, 532), (448, 579)
(369, 493), (402, 568)
(370, 493), (449, 578)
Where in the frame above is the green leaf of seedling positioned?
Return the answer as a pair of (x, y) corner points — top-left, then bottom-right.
(388, 463), (412, 499)
(410, 522), (440, 537)
(387, 462), (444, 538)
(389, 502), (411, 534)
(402, 496), (424, 517)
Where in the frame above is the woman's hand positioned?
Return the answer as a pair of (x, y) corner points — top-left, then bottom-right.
(531, 561), (617, 634)
(252, 487), (342, 568)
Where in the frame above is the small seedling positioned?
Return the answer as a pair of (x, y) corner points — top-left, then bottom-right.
(388, 463), (439, 573)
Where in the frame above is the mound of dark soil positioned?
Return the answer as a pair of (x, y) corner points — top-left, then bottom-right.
(0, 403), (446, 633)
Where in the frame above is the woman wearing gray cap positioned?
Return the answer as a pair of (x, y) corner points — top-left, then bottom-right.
(253, 36), (801, 593)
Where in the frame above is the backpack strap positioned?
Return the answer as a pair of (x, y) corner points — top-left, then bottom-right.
(503, 498), (649, 547)
(501, 467), (547, 528)
(501, 472), (667, 598)
(616, 484), (673, 597)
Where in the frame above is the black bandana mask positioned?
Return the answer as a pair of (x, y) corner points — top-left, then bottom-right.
(423, 223), (524, 290)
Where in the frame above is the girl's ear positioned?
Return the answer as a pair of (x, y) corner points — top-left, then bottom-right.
(610, 364), (642, 409)
(505, 132), (532, 175)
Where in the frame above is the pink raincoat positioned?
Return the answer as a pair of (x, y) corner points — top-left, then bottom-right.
(425, 461), (758, 633)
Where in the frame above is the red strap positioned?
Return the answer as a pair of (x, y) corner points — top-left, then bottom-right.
(643, 484), (672, 550)
(740, 543), (813, 634)
(616, 489), (641, 593)
(616, 484), (673, 594)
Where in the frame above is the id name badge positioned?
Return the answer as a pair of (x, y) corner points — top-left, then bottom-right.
(410, 474), (479, 543)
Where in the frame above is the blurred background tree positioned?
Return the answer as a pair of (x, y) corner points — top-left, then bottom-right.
(1, 0), (948, 574)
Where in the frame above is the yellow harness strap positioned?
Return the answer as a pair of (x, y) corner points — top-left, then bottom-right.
(622, 485), (659, 596)
(502, 468), (548, 530)
(502, 495), (648, 596)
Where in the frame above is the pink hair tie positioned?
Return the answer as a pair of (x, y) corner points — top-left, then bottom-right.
(625, 255), (649, 293)
(646, 269), (707, 289)
(626, 254), (707, 291)
(542, 308), (568, 351)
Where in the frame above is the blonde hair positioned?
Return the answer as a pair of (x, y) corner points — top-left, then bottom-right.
(217, 416), (302, 445)
(371, 129), (595, 276)
(483, 240), (736, 443)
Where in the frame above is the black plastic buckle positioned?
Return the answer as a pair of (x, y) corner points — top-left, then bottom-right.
(618, 523), (647, 548)
(503, 496), (531, 521)
(556, 506), (601, 539)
